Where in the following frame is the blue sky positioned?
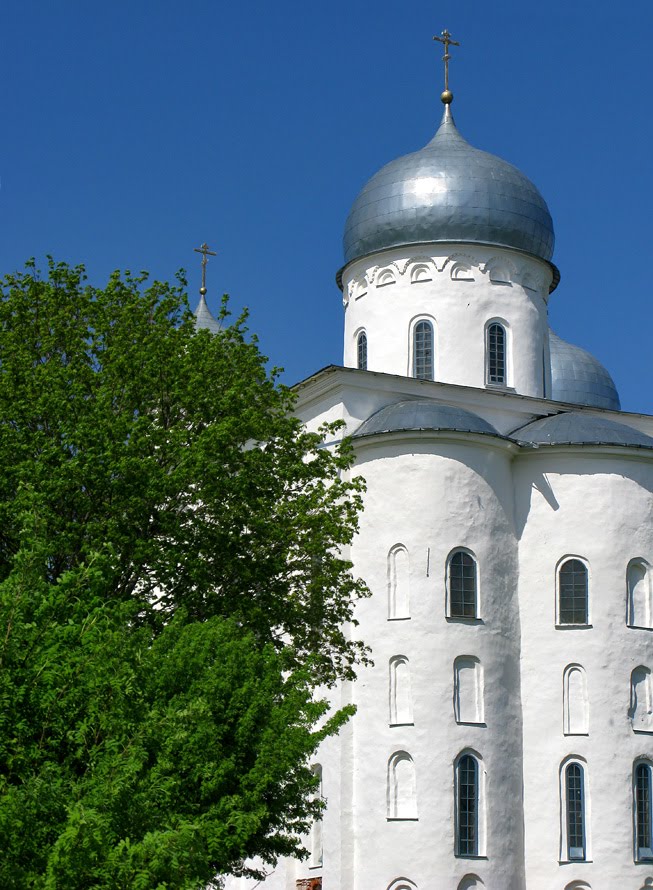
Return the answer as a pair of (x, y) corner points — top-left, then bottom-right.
(1, 1), (652, 413)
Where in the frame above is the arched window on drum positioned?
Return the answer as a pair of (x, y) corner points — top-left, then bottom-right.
(412, 319), (434, 380)
(356, 330), (368, 370)
(485, 320), (507, 386)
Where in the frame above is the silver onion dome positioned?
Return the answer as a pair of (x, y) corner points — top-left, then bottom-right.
(549, 330), (620, 411)
(353, 399), (502, 439)
(343, 105), (554, 268)
(193, 294), (221, 334)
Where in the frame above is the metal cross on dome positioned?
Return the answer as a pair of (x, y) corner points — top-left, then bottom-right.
(433, 28), (460, 99)
(193, 242), (217, 296)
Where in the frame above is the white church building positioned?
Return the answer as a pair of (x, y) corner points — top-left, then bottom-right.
(214, 49), (653, 890)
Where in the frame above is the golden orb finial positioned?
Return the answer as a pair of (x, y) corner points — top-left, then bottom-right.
(441, 89), (453, 105)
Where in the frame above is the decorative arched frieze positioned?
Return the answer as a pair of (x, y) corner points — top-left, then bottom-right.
(453, 656), (484, 725)
(387, 751), (418, 820)
(628, 559), (653, 629)
(388, 545), (410, 619)
(375, 265), (399, 288)
(441, 251), (478, 281)
(631, 666), (653, 732)
(407, 257), (436, 283)
(563, 664), (589, 735)
(389, 655), (414, 725)
(482, 255), (518, 285)
(347, 274), (368, 304)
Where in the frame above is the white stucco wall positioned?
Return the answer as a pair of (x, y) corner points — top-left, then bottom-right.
(341, 244), (553, 399)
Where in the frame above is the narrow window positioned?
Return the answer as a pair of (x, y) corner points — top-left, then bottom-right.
(628, 560), (652, 629)
(309, 765), (323, 868)
(389, 656), (413, 725)
(387, 752), (417, 820)
(456, 754), (479, 856)
(635, 763), (653, 861)
(563, 665), (589, 735)
(486, 322), (506, 385)
(565, 763), (586, 860)
(357, 331), (367, 370)
(413, 320), (434, 380)
(454, 656), (484, 724)
(558, 559), (589, 625)
(388, 545), (410, 619)
(448, 551), (478, 619)
(631, 666), (653, 732)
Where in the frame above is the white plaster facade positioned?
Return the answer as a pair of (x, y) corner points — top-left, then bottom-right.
(220, 95), (653, 890)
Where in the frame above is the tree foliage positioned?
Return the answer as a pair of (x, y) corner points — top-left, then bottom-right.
(0, 259), (368, 888)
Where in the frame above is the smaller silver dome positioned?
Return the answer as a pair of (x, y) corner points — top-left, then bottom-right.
(353, 399), (501, 439)
(549, 331), (620, 411)
(512, 412), (653, 449)
(193, 294), (221, 334)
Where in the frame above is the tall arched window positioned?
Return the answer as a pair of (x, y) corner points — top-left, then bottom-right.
(412, 320), (434, 380)
(631, 666), (653, 732)
(389, 656), (413, 726)
(309, 764), (323, 868)
(454, 656), (484, 725)
(357, 331), (368, 370)
(563, 664), (589, 735)
(628, 560), (653, 629)
(448, 550), (478, 619)
(558, 558), (589, 625)
(388, 545), (410, 619)
(456, 754), (479, 856)
(387, 752), (418, 820)
(635, 762), (653, 861)
(486, 322), (506, 385)
(564, 762), (586, 861)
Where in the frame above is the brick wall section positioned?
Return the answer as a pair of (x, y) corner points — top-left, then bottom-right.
(296, 879), (322, 890)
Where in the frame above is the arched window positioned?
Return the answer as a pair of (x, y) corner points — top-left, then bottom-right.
(412, 320), (434, 380)
(631, 666), (653, 732)
(486, 322), (506, 385)
(558, 559), (589, 625)
(389, 656), (413, 725)
(635, 762), (653, 861)
(456, 753), (479, 856)
(386, 880), (417, 890)
(388, 545), (410, 620)
(628, 560), (653, 629)
(357, 331), (367, 370)
(448, 550), (478, 619)
(454, 656), (484, 725)
(564, 761), (587, 861)
(563, 664), (589, 735)
(309, 764), (323, 868)
(457, 877), (485, 890)
(387, 752), (418, 820)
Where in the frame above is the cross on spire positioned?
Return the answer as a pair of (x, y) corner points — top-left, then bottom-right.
(433, 29), (460, 103)
(193, 242), (217, 296)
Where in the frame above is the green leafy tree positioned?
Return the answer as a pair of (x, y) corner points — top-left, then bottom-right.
(0, 259), (368, 889)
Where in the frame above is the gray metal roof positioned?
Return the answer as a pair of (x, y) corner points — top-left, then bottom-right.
(193, 294), (221, 334)
(343, 105), (555, 267)
(549, 330), (620, 411)
(353, 399), (502, 439)
(512, 412), (653, 449)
